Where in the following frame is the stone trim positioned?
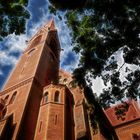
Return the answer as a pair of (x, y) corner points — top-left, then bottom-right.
(0, 77), (34, 95)
(41, 101), (65, 106)
(115, 118), (140, 130)
(43, 84), (66, 91)
(24, 40), (46, 53)
(75, 102), (84, 107)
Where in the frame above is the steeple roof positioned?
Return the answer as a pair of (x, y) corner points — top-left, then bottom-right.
(26, 18), (56, 48)
(44, 18), (56, 30)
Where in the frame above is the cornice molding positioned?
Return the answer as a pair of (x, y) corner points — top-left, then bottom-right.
(115, 118), (140, 129)
(0, 77), (42, 95)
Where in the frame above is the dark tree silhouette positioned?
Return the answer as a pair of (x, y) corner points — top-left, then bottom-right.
(49, 0), (140, 108)
(0, 0), (29, 40)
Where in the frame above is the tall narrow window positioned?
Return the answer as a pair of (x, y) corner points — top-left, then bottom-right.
(9, 91), (17, 104)
(39, 121), (42, 133)
(43, 92), (49, 103)
(54, 91), (60, 102)
(4, 95), (9, 104)
(55, 115), (57, 125)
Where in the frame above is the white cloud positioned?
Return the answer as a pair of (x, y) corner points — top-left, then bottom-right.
(0, 0), (78, 87)
(0, 33), (27, 70)
(0, 51), (17, 66)
(56, 17), (80, 71)
(61, 55), (79, 72)
(3, 34), (27, 52)
(27, 0), (79, 71)
(91, 77), (105, 96)
(27, 5), (79, 71)
(89, 47), (140, 97)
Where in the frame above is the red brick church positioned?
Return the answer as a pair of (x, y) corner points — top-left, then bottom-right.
(0, 19), (140, 140)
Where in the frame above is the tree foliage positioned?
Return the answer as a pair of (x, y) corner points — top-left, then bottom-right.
(50, 0), (140, 108)
(0, 0), (29, 40)
(49, 0), (84, 9)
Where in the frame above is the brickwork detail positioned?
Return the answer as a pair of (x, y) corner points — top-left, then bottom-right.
(1, 18), (140, 140)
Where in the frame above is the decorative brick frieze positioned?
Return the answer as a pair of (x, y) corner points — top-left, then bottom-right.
(0, 78), (33, 95)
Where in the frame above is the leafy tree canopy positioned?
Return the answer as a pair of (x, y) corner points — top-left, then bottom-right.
(49, 0), (140, 108)
(0, 0), (29, 40)
(49, 0), (87, 9)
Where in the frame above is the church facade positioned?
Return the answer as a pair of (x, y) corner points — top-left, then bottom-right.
(0, 19), (140, 140)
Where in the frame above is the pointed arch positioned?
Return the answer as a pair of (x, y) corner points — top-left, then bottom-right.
(9, 91), (17, 104)
(54, 91), (60, 102)
(4, 95), (9, 104)
(27, 48), (36, 55)
(29, 35), (42, 50)
(39, 121), (42, 133)
(43, 92), (49, 103)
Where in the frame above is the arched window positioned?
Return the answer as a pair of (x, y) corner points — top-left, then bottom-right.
(54, 91), (60, 102)
(43, 92), (49, 103)
(39, 121), (42, 133)
(28, 48), (36, 55)
(29, 35), (42, 49)
(4, 95), (9, 104)
(9, 91), (17, 104)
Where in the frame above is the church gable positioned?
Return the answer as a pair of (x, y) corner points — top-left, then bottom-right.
(105, 100), (140, 127)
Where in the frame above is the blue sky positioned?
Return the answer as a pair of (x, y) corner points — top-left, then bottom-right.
(0, 0), (139, 98)
(0, 0), (79, 89)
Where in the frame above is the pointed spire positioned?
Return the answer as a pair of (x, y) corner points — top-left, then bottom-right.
(25, 18), (56, 47)
(44, 17), (56, 31)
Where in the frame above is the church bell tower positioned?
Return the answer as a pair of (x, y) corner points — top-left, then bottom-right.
(0, 19), (92, 140)
(4, 19), (60, 90)
(0, 19), (63, 140)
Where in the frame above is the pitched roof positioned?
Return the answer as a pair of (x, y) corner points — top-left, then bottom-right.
(105, 100), (140, 127)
